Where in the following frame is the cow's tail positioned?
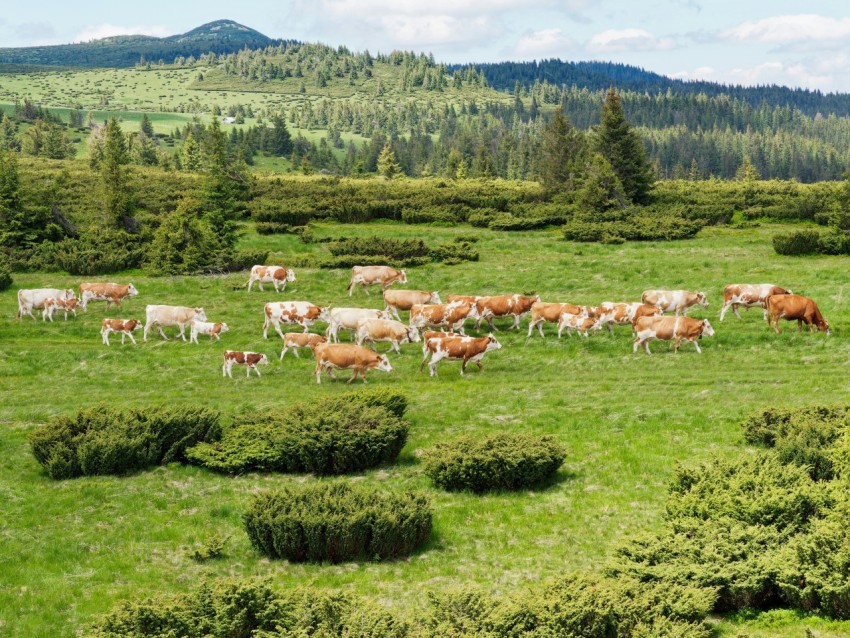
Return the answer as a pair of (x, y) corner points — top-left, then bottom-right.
(764, 294), (773, 326)
(16, 289), (23, 319)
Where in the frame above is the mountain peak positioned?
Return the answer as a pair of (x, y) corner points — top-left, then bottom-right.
(168, 20), (273, 44)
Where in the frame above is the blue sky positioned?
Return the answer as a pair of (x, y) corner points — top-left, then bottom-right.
(4, 1), (850, 92)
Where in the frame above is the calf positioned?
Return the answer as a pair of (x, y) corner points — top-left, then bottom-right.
(222, 351), (269, 378)
(557, 312), (600, 338)
(356, 318), (420, 353)
(633, 316), (715, 355)
(279, 332), (327, 360)
(383, 289), (441, 320)
(527, 302), (587, 338)
(641, 289), (708, 316)
(247, 265), (296, 292)
(189, 320), (229, 344)
(17, 288), (75, 320)
(766, 294), (829, 335)
(79, 282), (138, 312)
(720, 284), (792, 321)
(101, 319), (142, 346)
(595, 302), (663, 334)
(409, 301), (479, 335)
(421, 334), (502, 377)
(476, 294), (540, 330)
(42, 296), (79, 322)
(346, 266), (407, 296)
(143, 305), (207, 342)
(326, 307), (392, 343)
(263, 301), (330, 340)
(312, 343), (393, 384)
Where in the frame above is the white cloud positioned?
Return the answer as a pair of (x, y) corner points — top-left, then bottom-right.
(722, 14), (850, 44)
(374, 14), (499, 47)
(512, 28), (574, 58)
(74, 24), (171, 42)
(672, 61), (840, 91)
(587, 28), (676, 52)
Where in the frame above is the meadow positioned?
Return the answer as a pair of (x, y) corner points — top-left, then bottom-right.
(3, 222), (850, 636)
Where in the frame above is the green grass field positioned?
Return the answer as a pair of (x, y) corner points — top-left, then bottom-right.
(3, 223), (850, 636)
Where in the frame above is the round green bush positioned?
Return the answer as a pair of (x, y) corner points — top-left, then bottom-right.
(0, 266), (11, 292)
(243, 482), (431, 563)
(422, 433), (566, 493)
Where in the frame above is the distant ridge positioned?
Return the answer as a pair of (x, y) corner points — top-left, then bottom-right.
(0, 20), (277, 68)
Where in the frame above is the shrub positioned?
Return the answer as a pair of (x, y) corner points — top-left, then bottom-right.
(51, 231), (144, 275)
(0, 259), (11, 292)
(216, 249), (269, 273)
(429, 240), (479, 265)
(328, 236), (430, 260)
(30, 405), (221, 479)
(243, 482), (432, 562)
(422, 433), (565, 493)
(186, 389), (408, 475)
(255, 221), (292, 235)
(773, 229), (822, 255)
(400, 208), (459, 224)
(562, 213), (702, 242)
(319, 254), (431, 269)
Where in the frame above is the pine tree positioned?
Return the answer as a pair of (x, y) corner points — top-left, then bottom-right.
(180, 131), (201, 171)
(377, 144), (402, 179)
(576, 153), (627, 216)
(594, 88), (654, 204)
(100, 117), (132, 229)
(539, 107), (587, 191)
(200, 118), (250, 249)
(140, 113), (154, 138)
(0, 114), (19, 151)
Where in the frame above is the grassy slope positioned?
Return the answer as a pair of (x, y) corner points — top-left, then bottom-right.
(2, 223), (850, 636)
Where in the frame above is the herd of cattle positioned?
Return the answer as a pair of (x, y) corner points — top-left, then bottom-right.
(14, 264), (832, 382)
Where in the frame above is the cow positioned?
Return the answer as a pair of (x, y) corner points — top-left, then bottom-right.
(42, 296), (79, 322)
(355, 318), (421, 353)
(557, 312), (601, 338)
(189, 320), (229, 344)
(720, 284), (793, 321)
(475, 294), (540, 330)
(279, 333), (327, 360)
(222, 351), (269, 378)
(641, 290), (709, 316)
(766, 294), (829, 335)
(633, 316), (716, 355)
(246, 265), (296, 292)
(346, 266), (407, 296)
(326, 307), (392, 343)
(383, 289), (441, 320)
(101, 319), (143, 346)
(595, 302), (663, 334)
(409, 301), (479, 335)
(143, 305), (207, 342)
(263, 301), (330, 339)
(312, 343), (393, 384)
(446, 294), (480, 305)
(420, 334), (502, 377)
(420, 330), (465, 355)
(527, 302), (588, 338)
(79, 283), (139, 312)
(17, 288), (75, 320)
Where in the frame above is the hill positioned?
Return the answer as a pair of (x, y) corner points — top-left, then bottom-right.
(0, 20), (277, 68)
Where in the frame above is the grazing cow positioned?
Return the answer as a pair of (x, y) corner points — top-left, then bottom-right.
(17, 288), (75, 320)
(409, 301), (479, 335)
(557, 312), (601, 338)
(420, 334), (502, 377)
(79, 283), (139, 312)
(527, 302), (588, 338)
(312, 343), (393, 384)
(326, 307), (392, 343)
(346, 266), (407, 296)
(633, 316), (715, 355)
(279, 333), (327, 360)
(222, 351), (269, 378)
(263, 301), (330, 340)
(42, 296), (79, 322)
(641, 289), (709, 316)
(420, 330), (465, 354)
(720, 284), (793, 321)
(446, 294), (480, 305)
(143, 305), (206, 342)
(356, 318), (421, 353)
(766, 294), (829, 335)
(476, 294), (540, 330)
(101, 319), (142, 346)
(246, 265), (296, 292)
(383, 289), (441, 320)
(596, 302), (663, 334)
(189, 320), (229, 344)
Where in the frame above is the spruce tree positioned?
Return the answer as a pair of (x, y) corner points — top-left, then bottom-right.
(140, 113), (154, 138)
(100, 117), (132, 229)
(377, 144), (402, 179)
(180, 131), (201, 171)
(0, 150), (59, 246)
(539, 107), (587, 191)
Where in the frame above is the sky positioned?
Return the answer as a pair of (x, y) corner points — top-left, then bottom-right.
(4, 1), (850, 93)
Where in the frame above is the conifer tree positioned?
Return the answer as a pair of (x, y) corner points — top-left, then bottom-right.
(100, 117), (132, 229)
(539, 107), (587, 191)
(377, 144), (402, 179)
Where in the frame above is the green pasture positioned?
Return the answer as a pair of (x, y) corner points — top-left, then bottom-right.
(2, 223), (850, 636)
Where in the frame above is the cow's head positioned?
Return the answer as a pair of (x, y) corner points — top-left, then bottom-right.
(378, 310), (394, 320)
(697, 292), (709, 307)
(128, 283), (139, 296)
(700, 319), (715, 337)
(286, 269), (297, 282)
(465, 303), (480, 319)
(485, 334), (502, 351)
(407, 326), (421, 343)
(219, 323), (230, 334)
(587, 317), (604, 333)
(818, 318), (830, 335)
(64, 289), (75, 299)
(195, 308), (207, 321)
(429, 291), (442, 304)
(399, 270), (408, 284)
(375, 355), (393, 373)
(257, 353), (270, 366)
(131, 320), (143, 331)
(318, 306), (331, 323)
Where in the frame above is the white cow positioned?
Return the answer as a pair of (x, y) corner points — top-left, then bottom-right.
(189, 320), (229, 344)
(17, 288), (75, 320)
(355, 318), (421, 353)
(246, 265), (296, 292)
(143, 305), (207, 342)
(262, 301), (331, 339)
(326, 307), (392, 343)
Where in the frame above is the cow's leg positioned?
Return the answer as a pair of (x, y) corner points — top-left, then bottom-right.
(247, 276), (254, 291)
(510, 315), (521, 330)
(632, 336), (640, 354)
(223, 361), (228, 377)
(644, 341), (652, 355)
(606, 322), (613, 335)
(105, 301), (112, 312)
(279, 346), (288, 360)
(254, 364), (262, 377)
(392, 341), (401, 354)
(487, 316), (497, 331)
(25, 306), (36, 320)
(558, 321), (565, 339)
(762, 306), (769, 321)
(127, 332), (137, 345)
(190, 331), (197, 345)
(798, 319), (803, 333)
(347, 369), (359, 384)
(177, 323), (188, 341)
(42, 308), (49, 322)
(257, 281), (264, 292)
(388, 306), (401, 321)
(315, 361), (322, 384)
(428, 351), (445, 377)
(361, 282), (370, 296)
(157, 325), (169, 340)
(733, 304), (743, 320)
(693, 340), (702, 353)
(719, 301), (728, 321)
(121, 333), (127, 345)
(419, 351), (431, 373)
(674, 338), (681, 353)
(772, 317), (780, 335)
(102, 329), (110, 346)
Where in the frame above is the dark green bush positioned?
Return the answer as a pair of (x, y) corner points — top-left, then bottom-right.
(216, 249), (269, 273)
(186, 389), (408, 475)
(773, 229), (822, 255)
(400, 208), (459, 224)
(422, 433), (566, 493)
(243, 482), (431, 562)
(51, 231), (144, 275)
(429, 240), (479, 265)
(255, 221), (292, 235)
(319, 254), (431, 269)
(0, 259), (11, 291)
(30, 405), (221, 479)
(562, 213), (703, 242)
(328, 236), (430, 260)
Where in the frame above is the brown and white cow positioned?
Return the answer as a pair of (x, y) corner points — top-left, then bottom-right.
(189, 320), (229, 344)
(355, 318), (421, 353)
(312, 343), (393, 384)
(557, 312), (601, 338)
(720, 284), (793, 321)
(222, 351), (270, 378)
(17, 288), (75, 320)
(420, 330), (465, 355)
(446, 294), (480, 305)
(143, 305), (207, 342)
(101, 319), (143, 346)
(420, 334), (502, 377)
(475, 294), (540, 330)
(79, 282), (139, 312)
(409, 301), (479, 335)
(527, 302), (588, 338)
(596, 302), (663, 334)
(633, 316), (716, 354)
(766, 294), (829, 335)
(263, 301), (331, 339)
(641, 290), (709, 316)
(326, 307), (393, 343)
(279, 333), (327, 360)
(246, 265), (296, 292)
(42, 296), (79, 322)
(383, 289), (441, 320)
(346, 266), (407, 296)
